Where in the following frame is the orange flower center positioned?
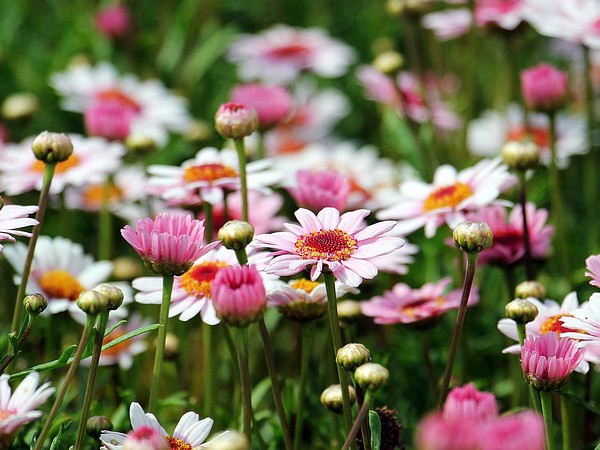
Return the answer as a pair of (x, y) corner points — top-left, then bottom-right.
(31, 155), (81, 174)
(167, 436), (192, 450)
(290, 278), (321, 293)
(539, 314), (574, 336)
(101, 330), (131, 358)
(423, 182), (473, 211)
(295, 229), (357, 262)
(506, 125), (549, 149)
(183, 164), (238, 184)
(82, 184), (124, 209)
(38, 270), (84, 301)
(96, 89), (141, 112)
(179, 261), (229, 299)
(0, 409), (15, 421)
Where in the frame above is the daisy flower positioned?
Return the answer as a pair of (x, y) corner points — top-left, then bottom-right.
(361, 277), (479, 325)
(133, 247), (238, 324)
(227, 24), (355, 84)
(147, 147), (282, 207)
(0, 203), (38, 251)
(0, 372), (54, 437)
(0, 135), (125, 195)
(468, 105), (587, 168)
(561, 293), (600, 365)
(50, 62), (191, 146)
(3, 235), (114, 315)
(497, 292), (593, 371)
(377, 158), (514, 238)
(422, 9), (472, 41)
(254, 207), (404, 288)
(586, 254), (600, 288)
(466, 203), (553, 266)
(100, 402), (218, 450)
(475, 0), (528, 30)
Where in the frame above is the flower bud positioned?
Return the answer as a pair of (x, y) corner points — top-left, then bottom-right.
(320, 384), (357, 413)
(373, 51), (404, 75)
(218, 220), (255, 251)
(1, 92), (39, 120)
(206, 431), (250, 450)
(215, 102), (259, 139)
(86, 416), (113, 439)
(452, 221), (493, 253)
(122, 426), (169, 450)
(125, 133), (157, 155)
(92, 284), (124, 311)
(31, 131), (74, 164)
(112, 257), (145, 281)
(23, 293), (47, 316)
(505, 298), (539, 324)
(515, 281), (546, 300)
(337, 300), (363, 322)
(76, 289), (108, 315)
(336, 343), (371, 371)
(521, 64), (568, 113)
(501, 141), (540, 172)
(355, 363), (389, 391)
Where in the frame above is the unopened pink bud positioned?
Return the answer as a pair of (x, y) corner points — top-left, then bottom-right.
(214, 102), (259, 139)
(521, 64), (568, 113)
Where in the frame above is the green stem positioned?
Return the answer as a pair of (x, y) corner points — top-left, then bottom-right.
(98, 177), (113, 261)
(12, 163), (56, 332)
(258, 319), (293, 450)
(235, 327), (252, 442)
(0, 314), (35, 374)
(34, 314), (95, 450)
(294, 323), (314, 450)
(518, 171), (534, 279)
(516, 323), (540, 412)
(438, 252), (478, 408)
(257, 132), (266, 160)
(342, 391), (373, 450)
(234, 248), (248, 265)
(203, 324), (215, 417)
(74, 312), (109, 449)
(148, 275), (174, 412)
(540, 390), (555, 450)
(324, 271), (355, 448)
(203, 202), (214, 244)
(233, 139), (249, 222)
(561, 394), (570, 450)
(548, 112), (571, 283)
(222, 189), (230, 223)
(583, 46), (598, 252)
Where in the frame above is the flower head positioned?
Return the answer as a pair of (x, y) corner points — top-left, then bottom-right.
(95, 4), (132, 38)
(560, 293), (600, 365)
(521, 333), (584, 390)
(0, 203), (38, 252)
(521, 64), (569, 112)
(478, 411), (545, 450)
(122, 426), (168, 450)
(443, 383), (498, 423)
(122, 213), (218, 276)
(254, 207), (404, 287)
(415, 412), (480, 450)
(289, 169), (350, 212)
(230, 84), (293, 129)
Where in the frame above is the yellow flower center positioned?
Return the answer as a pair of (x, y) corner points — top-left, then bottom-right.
(295, 229), (357, 262)
(290, 278), (321, 293)
(423, 182), (473, 211)
(82, 183), (124, 209)
(539, 313), (575, 336)
(179, 261), (228, 299)
(183, 163), (238, 184)
(31, 155), (81, 174)
(167, 436), (192, 450)
(38, 270), (84, 301)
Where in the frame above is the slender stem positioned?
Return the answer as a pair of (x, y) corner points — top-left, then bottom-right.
(518, 171), (534, 279)
(258, 319), (293, 450)
(438, 252), (478, 407)
(257, 132), (266, 160)
(34, 315), (95, 450)
(222, 189), (230, 223)
(548, 112), (571, 283)
(353, 384), (371, 450)
(234, 248), (248, 265)
(421, 332), (438, 401)
(294, 323), (314, 450)
(584, 370), (593, 446)
(148, 275), (174, 412)
(203, 202), (214, 244)
(98, 177), (113, 261)
(12, 163), (56, 332)
(235, 327), (252, 442)
(203, 324), (215, 417)
(516, 323), (540, 412)
(233, 139), (249, 222)
(540, 390), (555, 450)
(324, 271), (354, 448)
(342, 391), (373, 450)
(75, 312), (109, 449)
(561, 394), (570, 450)
(0, 315), (35, 374)
(583, 46), (598, 252)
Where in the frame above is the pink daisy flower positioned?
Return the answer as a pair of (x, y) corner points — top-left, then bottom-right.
(377, 158), (514, 238)
(254, 207), (404, 287)
(122, 213), (219, 277)
(0, 372), (54, 437)
(585, 254), (600, 288)
(415, 412), (481, 450)
(466, 203), (553, 266)
(227, 25), (355, 84)
(422, 9), (473, 41)
(443, 383), (498, 423)
(288, 169), (351, 212)
(368, 241), (419, 276)
(230, 84), (293, 129)
(50, 62), (191, 146)
(0, 204), (38, 251)
(133, 247), (237, 324)
(475, 0), (528, 30)
(561, 293), (600, 365)
(0, 135), (125, 195)
(478, 411), (545, 450)
(361, 277), (479, 325)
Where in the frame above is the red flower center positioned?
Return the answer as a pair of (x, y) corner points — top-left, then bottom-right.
(183, 164), (238, 184)
(266, 43), (311, 60)
(295, 229), (357, 261)
(506, 125), (549, 150)
(423, 182), (472, 211)
(539, 314), (575, 336)
(179, 261), (228, 298)
(96, 89), (141, 112)
(38, 270), (84, 301)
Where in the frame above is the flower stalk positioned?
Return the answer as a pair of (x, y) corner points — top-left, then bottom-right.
(294, 322), (314, 450)
(233, 139), (249, 222)
(518, 172), (534, 279)
(342, 390), (374, 450)
(540, 390), (555, 450)
(235, 326), (252, 442)
(98, 176), (113, 260)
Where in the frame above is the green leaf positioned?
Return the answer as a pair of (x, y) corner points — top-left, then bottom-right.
(105, 320), (127, 336)
(57, 345), (77, 365)
(49, 419), (71, 450)
(99, 324), (160, 353)
(369, 410), (381, 450)
(7, 332), (19, 355)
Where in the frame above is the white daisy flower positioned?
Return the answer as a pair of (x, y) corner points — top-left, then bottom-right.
(561, 293), (600, 366)
(0, 204), (38, 252)
(100, 402), (218, 450)
(0, 135), (125, 195)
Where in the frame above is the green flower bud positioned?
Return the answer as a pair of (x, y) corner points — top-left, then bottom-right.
(76, 290), (108, 315)
(336, 343), (371, 371)
(505, 298), (539, 324)
(515, 280), (546, 300)
(320, 384), (357, 414)
(23, 293), (47, 316)
(373, 51), (404, 75)
(86, 416), (113, 439)
(206, 430), (249, 450)
(125, 133), (157, 155)
(218, 220), (255, 251)
(31, 131), (74, 164)
(337, 300), (363, 322)
(501, 140), (540, 171)
(355, 363), (389, 391)
(92, 284), (124, 311)
(452, 221), (493, 253)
